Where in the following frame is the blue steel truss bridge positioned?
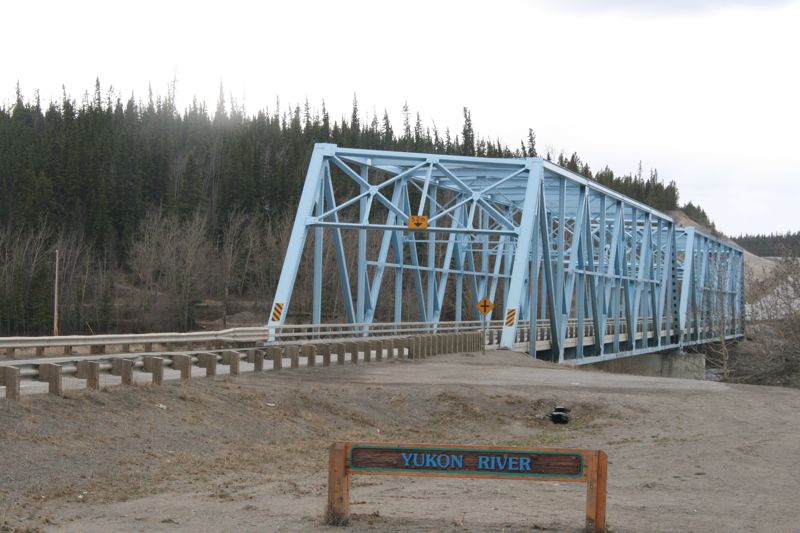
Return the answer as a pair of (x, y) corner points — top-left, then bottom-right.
(269, 144), (744, 365)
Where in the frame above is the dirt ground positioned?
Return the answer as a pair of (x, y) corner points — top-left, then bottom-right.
(1, 350), (799, 533)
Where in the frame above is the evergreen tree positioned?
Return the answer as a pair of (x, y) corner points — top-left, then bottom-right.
(461, 107), (475, 156)
(526, 128), (537, 157)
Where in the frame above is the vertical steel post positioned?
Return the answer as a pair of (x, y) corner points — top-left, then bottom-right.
(500, 160), (542, 349)
(269, 143), (331, 331)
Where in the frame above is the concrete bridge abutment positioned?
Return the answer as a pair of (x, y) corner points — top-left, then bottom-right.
(581, 350), (705, 380)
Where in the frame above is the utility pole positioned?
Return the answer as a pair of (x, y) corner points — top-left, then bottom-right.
(53, 248), (59, 336)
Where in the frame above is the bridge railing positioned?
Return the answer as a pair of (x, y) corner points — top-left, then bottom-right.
(1, 320), (501, 359)
(2, 314), (741, 363)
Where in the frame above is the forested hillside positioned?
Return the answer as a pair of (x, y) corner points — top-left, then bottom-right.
(733, 232), (800, 257)
(0, 81), (692, 335)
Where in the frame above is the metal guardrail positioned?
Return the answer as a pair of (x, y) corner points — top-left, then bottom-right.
(0, 321), (491, 354)
(0, 329), (484, 400)
(1, 316), (739, 355)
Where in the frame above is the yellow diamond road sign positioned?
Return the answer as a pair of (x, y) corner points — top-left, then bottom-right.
(476, 297), (494, 317)
(408, 215), (429, 230)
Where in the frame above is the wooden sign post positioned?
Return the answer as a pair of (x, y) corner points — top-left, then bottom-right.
(326, 441), (607, 532)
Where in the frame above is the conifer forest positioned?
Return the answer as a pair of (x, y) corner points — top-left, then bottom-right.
(1, 82), (693, 335)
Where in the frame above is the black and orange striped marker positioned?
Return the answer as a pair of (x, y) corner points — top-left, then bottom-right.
(505, 308), (517, 327)
(271, 302), (284, 322)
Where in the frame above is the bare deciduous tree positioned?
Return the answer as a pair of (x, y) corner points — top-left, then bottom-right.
(129, 210), (213, 331)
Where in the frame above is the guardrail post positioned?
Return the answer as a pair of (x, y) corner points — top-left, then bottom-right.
(35, 347), (44, 357)
(121, 359), (133, 384)
(112, 359), (129, 384)
(87, 361), (100, 390)
(248, 349), (265, 372)
(371, 340), (382, 362)
(77, 361), (101, 390)
(382, 339), (393, 360)
(111, 359), (134, 385)
(393, 338), (406, 359)
(143, 356), (164, 385)
(360, 342), (372, 363)
(144, 343), (153, 352)
(347, 342), (359, 364)
(39, 363), (63, 396)
(90, 344), (106, 355)
(335, 343), (346, 365)
(198, 353), (218, 376)
(63, 345), (73, 355)
(5, 347), (14, 359)
(2, 367), (20, 400)
(301, 345), (316, 367)
(286, 345), (300, 368)
(269, 346), (283, 370)
(222, 351), (240, 376)
(173, 354), (193, 380)
(121, 344), (130, 353)
(317, 344), (331, 367)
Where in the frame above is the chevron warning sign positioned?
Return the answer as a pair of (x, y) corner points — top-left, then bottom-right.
(271, 302), (284, 322)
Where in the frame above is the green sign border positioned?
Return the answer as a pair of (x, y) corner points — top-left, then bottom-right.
(349, 445), (585, 478)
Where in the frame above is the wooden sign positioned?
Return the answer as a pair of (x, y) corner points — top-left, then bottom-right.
(350, 444), (583, 478)
(476, 297), (494, 317)
(326, 441), (607, 532)
(407, 215), (429, 230)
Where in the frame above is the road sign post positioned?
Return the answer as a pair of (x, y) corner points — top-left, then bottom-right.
(476, 297), (494, 355)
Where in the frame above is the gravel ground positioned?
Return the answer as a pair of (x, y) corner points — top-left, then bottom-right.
(1, 350), (799, 532)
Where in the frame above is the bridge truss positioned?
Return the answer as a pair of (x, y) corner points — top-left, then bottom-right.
(269, 144), (744, 364)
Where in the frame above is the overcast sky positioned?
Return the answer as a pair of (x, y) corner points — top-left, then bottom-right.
(2, 0), (798, 236)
